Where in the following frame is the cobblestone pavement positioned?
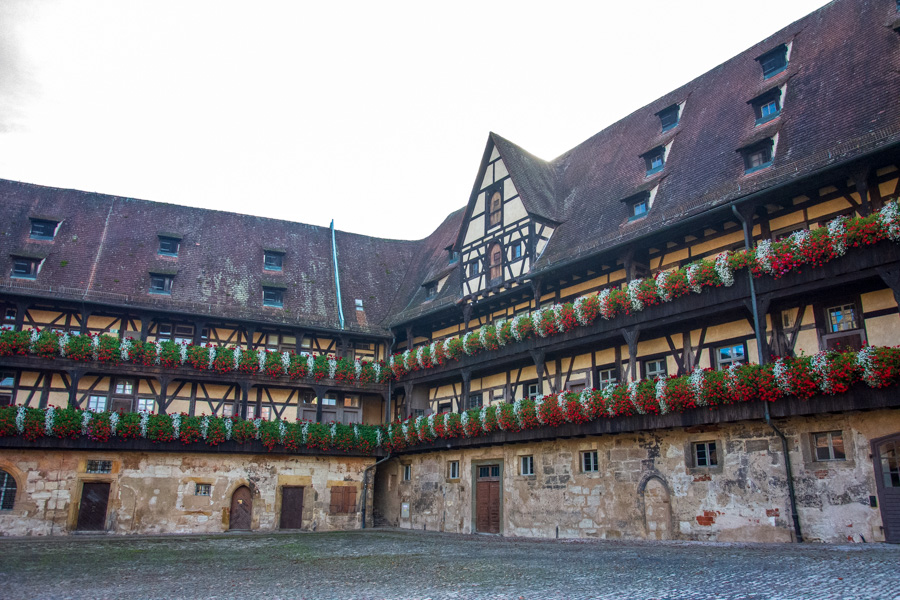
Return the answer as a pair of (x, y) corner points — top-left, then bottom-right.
(1, 529), (898, 600)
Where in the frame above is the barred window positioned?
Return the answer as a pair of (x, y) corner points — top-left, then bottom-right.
(86, 460), (112, 474)
(0, 470), (16, 510)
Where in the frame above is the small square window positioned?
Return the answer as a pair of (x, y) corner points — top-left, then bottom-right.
(750, 88), (783, 125)
(137, 398), (155, 413)
(263, 288), (284, 308)
(449, 250), (460, 264)
(645, 358), (667, 380)
(827, 304), (858, 332)
(425, 283), (437, 299)
(448, 461), (460, 479)
(813, 431), (846, 461)
(597, 367), (617, 391)
(437, 402), (452, 413)
(716, 345), (746, 368)
(742, 140), (774, 173)
(264, 251), (283, 271)
(467, 393), (483, 410)
(158, 237), (180, 257)
(114, 380), (134, 395)
(0, 372), (15, 388)
(4, 308), (16, 321)
(512, 243), (523, 259)
(403, 464), (411, 481)
(657, 104), (680, 132)
(629, 198), (649, 220)
(88, 395), (107, 412)
(581, 450), (599, 473)
(469, 261), (481, 277)
(195, 483), (211, 496)
(355, 299), (364, 311)
(489, 190), (503, 227)
(693, 441), (718, 467)
(757, 44), (788, 78)
(11, 257), (40, 279)
(29, 219), (58, 240)
(526, 383), (540, 399)
(643, 147), (666, 176)
(86, 460), (112, 474)
(222, 403), (234, 418)
(149, 274), (173, 295)
(521, 455), (534, 476)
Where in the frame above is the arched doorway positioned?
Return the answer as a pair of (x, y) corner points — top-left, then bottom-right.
(229, 486), (252, 530)
(639, 474), (672, 540)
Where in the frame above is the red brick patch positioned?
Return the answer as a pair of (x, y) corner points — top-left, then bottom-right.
(693, 474), (711, 482)
(766, 509), (780, 517)
(696, 516), (715, 526)
(815, 470), (829, 479)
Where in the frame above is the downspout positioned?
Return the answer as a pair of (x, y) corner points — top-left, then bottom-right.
(731, 204), (803, 543)
(330, 220), (345, 330)
(361, 453), (392, 529)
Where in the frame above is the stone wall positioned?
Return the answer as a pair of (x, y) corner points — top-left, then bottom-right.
(0, 450), (375, 536)
(374, 410), (900, 543)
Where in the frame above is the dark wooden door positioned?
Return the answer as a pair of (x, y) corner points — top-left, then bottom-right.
(475, 464), (501, 534)
(76, 482), (110, 531)
(230, 486), (252, 530)
(280, 486), (304, 530)
(873, 434), (900, 543)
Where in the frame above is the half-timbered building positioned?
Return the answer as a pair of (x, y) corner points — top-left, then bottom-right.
(2, 0), (900, 542)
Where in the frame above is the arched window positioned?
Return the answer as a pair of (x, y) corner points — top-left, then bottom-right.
(0, 470), (16, 510)
(489, 191), (502, 227)
(488, 243), (502, 281)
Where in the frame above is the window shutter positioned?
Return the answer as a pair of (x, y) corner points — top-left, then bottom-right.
(330, 487), (343, 513)
(345, 487), (357, 513)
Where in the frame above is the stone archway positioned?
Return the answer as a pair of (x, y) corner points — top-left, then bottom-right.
(638, 472), (673, 540)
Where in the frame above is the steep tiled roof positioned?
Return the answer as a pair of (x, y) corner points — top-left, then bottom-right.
(490, 133), (560, 223)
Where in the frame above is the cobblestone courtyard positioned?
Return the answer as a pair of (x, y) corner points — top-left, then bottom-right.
(1, 529), (898, 600)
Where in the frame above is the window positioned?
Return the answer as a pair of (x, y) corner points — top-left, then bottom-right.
(355, 299), (364, 311)
(488, 190), (502, 227)
(448, 249), (460, 264)
(115, 380), (134, 395)
(0, 470), (16, 510)
(581, 450), (599, 473)
(597, 368), (617, 391)
(246, 406), (272, 420)
(469, 261), (480, 277)
(344, 395), (360, 408)
(0, 372), (14, 388)
(525, 383), (540, 399)
(757, 44), (788, 78)
(813, 431), (846, 461)
(158, 236), (180, 257)
(742, 139), (774, 173)
(86, 460), (112, 474)
(448, 461), (460, 479)
(149, 274), (173, 295)
(645, 358), (667, 380)
(827, 304), (858, 332)
(403, 464), (411, 481)
(489, 243), (502, 280)
(437, 402), (451, 413)
(716, 344), (746, 368)
(693, 441), (718, 467)
(11, 257), (40, 279)
(137, 398), (155, 413)
(425, 282), (437, 299)
(88, 395), (107, 412)
(657, 104), (680, 132)
(4, 307), (16, 321)
(329, 485), (357, 514)
(512, 242), (523, 259)
(623, 191), (652, 221)
(29, 219), (58, 240)
(263, 287), (283, 308)
(222, 403), (234, 418)
(195, 483), (212, 496)
(750, 88), (782, 125)
(264, 250), (283, 271)
(642, 146), (666, 176)
(467, 393), (483, 409)
(478, 465), (500, 478)
(521, 455), (535, 476)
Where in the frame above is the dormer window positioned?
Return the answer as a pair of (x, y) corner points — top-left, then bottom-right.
(355, 299), (364, 311)
(29, 219), (58, 240)
(149, 273), (174, 295)
(631, 198), (649, 219)
(656, 104), (680, 132)
(158, 236), (180, 257)
(741, 138), (775, 173)
(642, 146), (666, 176)
(11, 256), (41, 279)
(263, 287), (284, 307)
(757, 44), (788, 79)
(264, 250), (284, 271)
(488, 189), (503, 228)
(425, 282), (437, 299)
(749, 88), (782, 125)
(448, 250), (460, 264)
(622, 190), (653, 221)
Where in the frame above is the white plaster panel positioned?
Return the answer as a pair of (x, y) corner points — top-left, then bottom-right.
(474, 192), (485, 216)
(504, 178), (519, 201)
(463, 216), (485, 245)
(494, 158), (509, 180)
(481, 165), (494, 190)
(490, 146), (500, 162)
(505, 197), (528, 222)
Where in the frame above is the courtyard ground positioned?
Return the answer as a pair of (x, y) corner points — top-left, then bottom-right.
(0, 529), (898, 600)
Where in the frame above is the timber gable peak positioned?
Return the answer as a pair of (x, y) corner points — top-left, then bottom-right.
(458, 135), (557, 299)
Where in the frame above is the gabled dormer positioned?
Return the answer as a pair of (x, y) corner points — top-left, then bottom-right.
(455, 133), (557, 299)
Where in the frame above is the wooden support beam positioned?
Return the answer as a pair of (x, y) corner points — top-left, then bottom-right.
(852, 166), (872, 217)
(311, 384), (329, 423)
(460, 368), (472, 413)
(531, 278), (543, 308)
(877, 266), (900, 311)
(66, 369), (85, 409)
(623, 328), (640, 382)
(157, 375), (172, 415)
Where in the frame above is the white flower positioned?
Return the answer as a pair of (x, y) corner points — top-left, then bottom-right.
(689, 367), (707, 406)
(714, 251), (734, 287)
(462, 331), (477, 355)
(827, 215), (847, 257)
(479, 406), (489, 431)
(429, 340), (441, 359)
(558, 393), (570, 422)
(59, 332), (70, 358)
(328, 356), (337, 379)
(416, 346), (426, 369)
(401, 349), (412, 368)
(401, 421), (410, 440)
(444, 412), (451, 433)
(110, 412), (119, 436)
(375, 427), (382, 448)
(686, 263), (703, 293)
(655, 377), (668, 415)
(81, 411), (91, 435)
(494, 322), (508, 346)
(427, 414), (436, 437)
(171, 413), (181, 439)
(140, 411), (150, 438)
(878, 200), (900, 242)
(443, 338), (454, 357)
(279, 420), (287, 443)
(92, 336), (100, 361)
(726, 364), (741, 398)
(511, 314), (530, 341)
(513, 398), (527, 428)
(207, 345), (217, 370)
(416, 415), (427, 439)
(460, 412), (470, 436)
(532, 306), (556, 337)
(354, 358), (362, 379)
(306, 353), (314, 375)
(44, 406), (55, 436)
(755, 239), (775, 275)
(154, 341), (162, 365)
(233, 346), (242, 370)
(121, 338), (132, 362)
(573, 295), (591, 326)
(282, 351), (291, 372)
(773, 358), (792, 394)
(811, 351), (833, 395)
(201, 416), (210, 440)
(225, 418), (233, 441)
(857, 346), (880, 387)
(329, 422), (336, 442)
(15, 406), (26, 434)
(598, 289), (613, 319)
(628, 381), (645, 415)
(29, 329), (39, 352)
(534, 395), (546, 424)
(301, 421), (309, 444)
(373, 362), (381, 381)
(579, 388), (593, 415)
(655, 270), (673, 302)
(179, 343), (187, 365)
(258, 348), (268, 371)
(478, 327), (489, 349)
(627, 279), (644, 312)
(254, 418), (263, 440)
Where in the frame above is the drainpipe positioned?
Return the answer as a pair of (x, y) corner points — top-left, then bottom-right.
(361, 454), (392, 529)
(732, 204), (803, 543)
(331, 220), (345, 330)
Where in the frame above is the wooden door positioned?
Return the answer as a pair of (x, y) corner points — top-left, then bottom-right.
(475, 464), (501, 534)
(229, 486), (252, 530)
(873, 434), (900, 543)
(279, 486), (304, 529)
(76, 482), (110, 531)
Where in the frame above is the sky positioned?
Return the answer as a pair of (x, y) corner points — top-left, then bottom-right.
(0, 0), (832, 240)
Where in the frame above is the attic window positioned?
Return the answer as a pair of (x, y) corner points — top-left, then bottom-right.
(158, 236), (180, 257)
(622, 191), (652, 221)
(149, 273), (174, 295)
(29, 219), (59, 240)
(657, 104), (680, 132)
(757, 44), (788, 79)
(355, 299), (364, 311)
(425, 282), (437, 300)
(263, 287), (284, 307)
(749, 88), (782, 125)
(488, 189), (503, 228)
(264, 250), (284, 271)
(642, 146), (666, 176)
(448, 250), (460, 264)
(11, 257), (42, 279)
(741, 138), (775, 173)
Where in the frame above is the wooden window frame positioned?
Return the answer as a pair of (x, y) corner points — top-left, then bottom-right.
(11, 257), (41, 280)
(812, 430), (846, 461)
(642, 146), (666, 176)
(402, 464), (411, 482)
(158, 236), (180, 257)
(595, 366), (618, 391)
(692, 441), (718, 468)
(757, 44), (788, 79)
(29, 218), (58, 240)
(741, 139), (774, 173)
(447, 460), (460, 480)
(85, 460), (113, 474)
(329, 485), (358, 515)
(488, 242), (503, 282)
(642, 356), (668, 380)
(488, 187), (503, 229)
(657, 104), (680, 132)
(149, 274), (174, 295)
(520, 455), (535, 477)
(263, 287), (284, 308)
(581, 450), (599, 473)
(713, 342), (748, 369)
(816, 296), (867, 351)
(0, 469), (17, 510)
(264, 250), (284, 271)
(749, 87), (782, 125)
(195, 483), (212, 496)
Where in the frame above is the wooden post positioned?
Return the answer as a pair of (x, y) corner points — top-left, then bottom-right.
(382, 389), (392, 424)
(66, 369), (84, 409)
(744, 297), (772, 364)
(462, 305), (473, 333)
(623, 328), (640, 382)
(528, 349), (546, 393)
(140, 315), (152, 342)
(156, 375), (172, 415)
(531, 278), (543, 308)
(312, 384), (329, 423)
(193, 320), (206, 345)
(239, 382), (251, 420)
(79, 308), (92, 335)
(403, 382), (415, 419)
(460, 369), (472, 413)
(405, 326), (414, 352)
(852, 166), (872, 217)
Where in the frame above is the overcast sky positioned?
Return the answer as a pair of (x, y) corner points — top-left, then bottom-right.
(0, 0), (831, 239)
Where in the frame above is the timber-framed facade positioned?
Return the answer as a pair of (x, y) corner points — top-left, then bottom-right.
(2, 0), (900, 543)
